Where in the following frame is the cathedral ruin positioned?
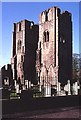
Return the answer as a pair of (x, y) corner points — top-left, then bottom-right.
(36, 7), (72, 95)
(9, 6), (72, 95)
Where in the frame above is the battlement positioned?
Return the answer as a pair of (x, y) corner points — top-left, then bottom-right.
(62, 10), (72, 15)
(39, 6), (61, 24)
(2, 64), (11, 70)
(13, 20), (35, 32)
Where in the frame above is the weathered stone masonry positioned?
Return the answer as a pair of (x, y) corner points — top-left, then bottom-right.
(36, 7), (72, 89)
(10, 6), (72, 92)
(11, 20), (39, 87)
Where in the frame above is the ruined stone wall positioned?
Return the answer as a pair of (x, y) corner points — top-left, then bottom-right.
(37, 7), (72, 87)
(24, 23), (39, 84)
(11, 6), (72, 87)
(1, 64), (13, 87)
(38, 7), (61, 86)
(11, 20), (38, 85)
(58, 11), (72, 85)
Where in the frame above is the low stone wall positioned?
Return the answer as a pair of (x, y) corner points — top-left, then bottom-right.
(2, 95), (81, 115)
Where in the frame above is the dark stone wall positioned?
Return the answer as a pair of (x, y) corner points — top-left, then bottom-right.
(24, 23), (39, 84)
(59, 11), (72, 85)
(1, 64), (13, 87)
(11, 20), (39, 85)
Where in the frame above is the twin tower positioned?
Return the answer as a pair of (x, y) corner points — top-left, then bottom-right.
(11, 6), (72, 89)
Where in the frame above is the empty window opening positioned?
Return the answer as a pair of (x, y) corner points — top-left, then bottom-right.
(45, 11), (48, 21)
(47, 31), (49, 42)
(63, 39), (65, 43)
(17, 40), (21, 51)
(22, 46), (24, 53)
(19, 23), (21, 31)
(43, 31), (49, 42)
(21, 55), (24, 62)
(31, 21), (34, 26)
(44, 31), (46, 42)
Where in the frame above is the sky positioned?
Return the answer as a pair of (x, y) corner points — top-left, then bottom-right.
(79, 2), (81, 54)
(1, 2), (79, 67)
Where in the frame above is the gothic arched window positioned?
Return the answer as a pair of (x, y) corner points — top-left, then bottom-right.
(45, 11), (48, 21)
(43, 31), (49, 42)
(17, 40), (21, 51)
(19, 23), (21, 31)
(43, 31), (46, 42)
(47, 31), (49, 42)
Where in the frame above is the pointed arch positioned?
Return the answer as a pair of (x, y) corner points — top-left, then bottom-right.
(40, 65), (47, 85)
(43, 30), (49, 42)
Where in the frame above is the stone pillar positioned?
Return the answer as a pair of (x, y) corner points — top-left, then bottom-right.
(25, 80), (28, 89)
(44, 84), (51, 97)
(31, 84), (33, 87)
(22, 85), (26, 90)
(39, 76), (43, 92)
(68, 80), (71, 95)
(14, 80), (16, 88)
(74, 82), (78, 95)
(39, 84), (42, 92)
(16, 84), (19, 93)
(13, 69), (15, 80)
(29, 81), (31, 88)
(57, 82), (61, 96)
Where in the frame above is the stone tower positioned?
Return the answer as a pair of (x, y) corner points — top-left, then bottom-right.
(36, 7), (72, 89)
(11, 20), (38, 87)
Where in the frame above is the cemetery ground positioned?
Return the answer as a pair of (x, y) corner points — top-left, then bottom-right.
(2, 95), (81, 119)
(2, 106), (81, 119)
